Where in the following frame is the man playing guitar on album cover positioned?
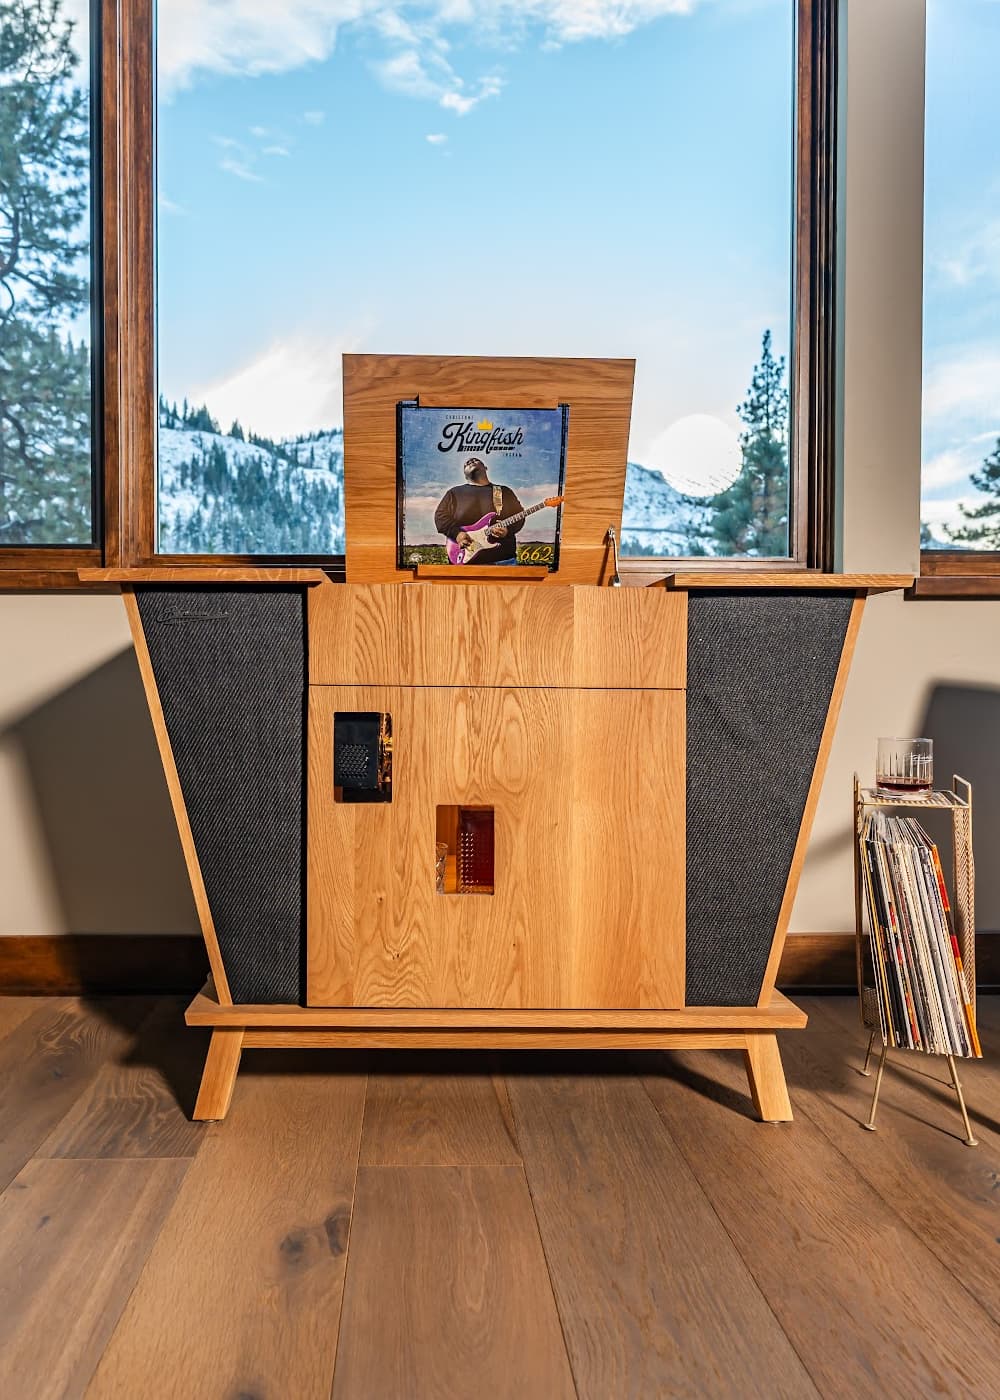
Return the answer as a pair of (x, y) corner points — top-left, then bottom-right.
(433, 456), (525, 565)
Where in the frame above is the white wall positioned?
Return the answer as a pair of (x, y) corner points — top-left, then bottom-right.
(2, 0), (998, 939)
(0, 596), (198, 935)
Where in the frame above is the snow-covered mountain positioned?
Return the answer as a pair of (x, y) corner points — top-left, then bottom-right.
(620, 460), (714, 555)
(158, 417), (344, 555)
(158, 411), (715, 557)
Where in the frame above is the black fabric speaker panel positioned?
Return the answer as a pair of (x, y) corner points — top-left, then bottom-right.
(136, 588), (306, 1003)
(686, 592), (854, 1006)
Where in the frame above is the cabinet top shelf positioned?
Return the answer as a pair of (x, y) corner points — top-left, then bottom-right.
(659, 572), (913, 592)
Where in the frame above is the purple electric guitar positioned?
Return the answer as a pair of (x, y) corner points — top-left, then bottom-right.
(446, 495), (565, 565)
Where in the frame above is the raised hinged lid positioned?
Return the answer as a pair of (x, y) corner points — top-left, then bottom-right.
(342, 354), (635, 585)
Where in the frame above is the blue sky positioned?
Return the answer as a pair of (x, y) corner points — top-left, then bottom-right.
(155, 0), (793, 482)
(921, 0), (1000, 540)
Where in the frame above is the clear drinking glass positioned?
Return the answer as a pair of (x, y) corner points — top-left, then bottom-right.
(875, 737), (933, 797)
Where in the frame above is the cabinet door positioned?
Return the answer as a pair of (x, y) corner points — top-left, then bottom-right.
(307, 685), (684, 1009)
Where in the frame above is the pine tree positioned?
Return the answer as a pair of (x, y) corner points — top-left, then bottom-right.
(229, 419), (244, 441)
(708, 330), (789, 557)
(0, 0), (92, 542)
(946, 438), (1000, 549)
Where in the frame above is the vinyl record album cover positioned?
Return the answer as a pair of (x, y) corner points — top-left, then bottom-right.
(397, 401), (567, 569)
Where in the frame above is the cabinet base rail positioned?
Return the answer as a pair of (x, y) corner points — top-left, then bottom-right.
(186, 984), (803, 1124)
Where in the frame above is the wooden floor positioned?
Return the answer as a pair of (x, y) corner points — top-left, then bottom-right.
(2, 996), (1000, 1399)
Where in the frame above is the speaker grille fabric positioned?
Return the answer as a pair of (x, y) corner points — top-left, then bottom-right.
(137, 588), (306, 1003)
(686, 592), (853, 1006)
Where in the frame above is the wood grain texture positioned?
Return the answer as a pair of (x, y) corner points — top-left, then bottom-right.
(192, 1028), (243, 1121)
(0, 996), (42, 1041)
(743, 1033), (793, 1122)
(307, 684), (684, 1009)
(0, 999), (148, 1191)
(342, 354), (634, 585)
(188, 984), (808, 1029)
(413, 563), (550, 581)
(359, 1053), (521, 1165)
(80, 567), (329, 583)
(908, 575), (1000, 600)
(659, 573), (912, 591)
(40, 1000), (208, 1158)
(0, 1158), (186, 1400)
(0, 570), (112, 592)
(243, 1030), (757, 1049)
(784, 998), (1000, 1322)
(307, 581), (686, 689)
(123, 590), (233, 1004)
(641, 1043), (1000, 1397)
(333, 1165), (575, 1400)
(89, 1055), (367, 1400)
(757, 593), (866, 1005)
(507, 1070), (817, 1400)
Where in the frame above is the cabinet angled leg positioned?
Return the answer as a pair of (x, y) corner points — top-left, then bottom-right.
(194, 1028), (244, 1121)
(743, 1033), (793, 1122)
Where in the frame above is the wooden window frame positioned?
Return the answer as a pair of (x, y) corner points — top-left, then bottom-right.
(913, 13), (1000, 601)
(0, 0), (107, 590)
(910, 557), (1000, 600)
(3, 0), (839, 589)
(621, 0), (839, 583)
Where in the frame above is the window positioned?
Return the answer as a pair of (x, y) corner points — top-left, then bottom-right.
(920, 0), (1000, 582)
(152, 0), (830, 567)
(0, 0), (97, 552)
(0, 0), (836, 583)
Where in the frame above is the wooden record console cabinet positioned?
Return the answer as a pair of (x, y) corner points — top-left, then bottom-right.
(82, 355), (909, 1121)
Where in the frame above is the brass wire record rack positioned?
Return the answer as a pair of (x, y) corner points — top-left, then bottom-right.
(853, 774), (981, 1146)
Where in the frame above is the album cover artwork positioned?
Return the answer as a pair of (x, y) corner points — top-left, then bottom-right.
(397, 401), (567, 569)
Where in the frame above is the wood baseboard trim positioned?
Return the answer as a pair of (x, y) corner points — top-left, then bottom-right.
(0, 934), (209, 995)
(1, 932), (996, 996)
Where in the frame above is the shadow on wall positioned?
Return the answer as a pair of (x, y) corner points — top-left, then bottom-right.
(920, 682), (1000, 933)
(5, 648), (198, 934)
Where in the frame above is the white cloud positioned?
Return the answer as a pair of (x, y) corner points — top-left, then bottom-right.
(190, 334), (366, 439)
(262, 144), (291, 156)
(440, 74), (503, 113)
(922, 448), (974, 493)
(426, 132), (448, 144)
(375, 49), (442, 100)
(303, 110), (327, 124)
(157, 0), (702, 96)
(219, 156), (264, 182)
(923, 351), (1000, 424)
(372, 43), (501, 113)
(921, 496), (969, 538)
(932, 220), (1000, 290)
(157, 192), (187, 216)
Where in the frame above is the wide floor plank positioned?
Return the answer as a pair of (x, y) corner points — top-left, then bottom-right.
(0, 1157), (186, 1400)
(0, 994), (47, 1042)
(88, 1053), (367, 1400)
(40, 999), (209, 1160)
(360, 1051), (521, 1165)
(333, 1165), (575, 1400)
(642, 1044), (1000, 1398)
(508, 1065), (817, 1400)
(0, 999), (149, 1191)
(783, 998), (1000, 1322)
